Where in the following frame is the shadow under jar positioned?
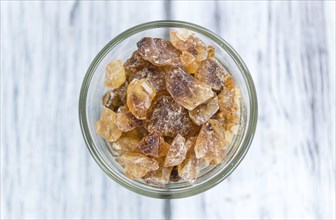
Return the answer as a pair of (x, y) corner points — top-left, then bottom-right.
(79, 20), (258, 199)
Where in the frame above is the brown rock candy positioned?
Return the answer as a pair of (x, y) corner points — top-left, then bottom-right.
(207, 45), (215, 58)
(127, 78), (157, 119)
(102, 82), (128, 112)
(138, 131), (169, 157)
(165, 67), (215, 110)
(170, 30), (208, 62)
(115, 82), (128, 102)
(185, 136), (197, 151)
(102, 90), (122, 112)
(169, 30), (193, 51)
(147, 96), (198, 137)
(180, 51), (199, 74)
(164, 134), (187, 167)
(133, 126), (150, 140)
(127, 65), (166, 92)
(143, 158), (173, 186)
(217, 75), (240, 129)
(177, 139), (199, 183)
(176, 29), (194, 41)
(195, 59), (227, 91)
(137, 37), (181, 66)
(194, 42), (208, 62)
(104, 60), (126, 89)
(194, 119), (227, 165)
(111, 131), (141, 155)
(116, 106), (143, 132)
(95, 107), (122, 142)
(124, 51), (150, 74)
(188, 96), (219, 125)
(116, 153), (159, 179)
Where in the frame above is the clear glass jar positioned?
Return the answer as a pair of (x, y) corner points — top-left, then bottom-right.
(79, 20), (258, 199)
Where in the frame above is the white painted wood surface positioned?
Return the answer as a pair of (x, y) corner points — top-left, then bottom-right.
(1, 1), (335, 219)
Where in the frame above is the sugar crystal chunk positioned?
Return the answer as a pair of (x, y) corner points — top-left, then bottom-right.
(194, 119), (227, 165)
(217, 75), (240, 129)
(165, 67), (215, 110)
(116, 106), (143, 132)
(177, 142), (199, 183)
(138, 131), (169, 157)
(180, 51), (199, 74)
(188, 96), (219, 125)
(164, 134), (187, 167)
(143, 158), (173, 186)
(194, 42), (208, 62)
(102, 90), (122, 112)
(137, 37), (181, 66)
(207, 45), (215, 58)
(127, 78), (157, 119)
(170, 31), (208, 62)
(147, 96), (198, 137)
(124, 51), (150, 74)
(111, 132), (141, 155)
(185, 136), (197, 151)
(170, 31), (190, 51)
(103, 82), (129, 112)
(104, 60), (126, 89)
(95, 107), (122, 142)
(128, 65), (166, 92)
(116, 153), (159, 179)
(195, 59), (227, 91)
(176, 29), (194, 41)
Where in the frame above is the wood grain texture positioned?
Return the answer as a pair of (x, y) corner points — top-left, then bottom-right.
(1, 1), (335, 220)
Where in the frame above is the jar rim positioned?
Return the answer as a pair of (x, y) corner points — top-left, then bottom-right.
(79, 20), (258, 198)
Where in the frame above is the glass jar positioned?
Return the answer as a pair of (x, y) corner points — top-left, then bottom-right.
(79, 20), (258, 199)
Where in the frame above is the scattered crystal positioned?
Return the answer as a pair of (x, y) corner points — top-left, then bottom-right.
(111, 132), (141, 155)
(116, 153), (159, 179)
(104, 60), (126, 89)
(147, 96), (198, 137)
(165, 67), (215, 110)
(95, 107), (122, 142)
(207, 45), (215, 58)
(185, 136), (197, 151)
(102, 82), (129, 112)
(177, 144), (199, 184)
(127, 65), (166, 92)
(176, 29), (194, 41)
(189, 96), (219, 125)
(102, 90), (122, 112)
(164, 134), (187, 167)
(180, 51), (199, 74)
(116, 106), (143, 132)
(195, 59), (227, 91)
(143, 158), (173, 186)
(217, 75), (240, 129)
(137, 37), (181, 66)
(127, 78), (157, 119)
(138, 131), (169, 157)
(124, 51), (150, 74)
(170, 31), (208, 62)
(194, 119), (227, 165)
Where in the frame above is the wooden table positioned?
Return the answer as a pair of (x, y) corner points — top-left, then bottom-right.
(1, 1), (335, 219)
